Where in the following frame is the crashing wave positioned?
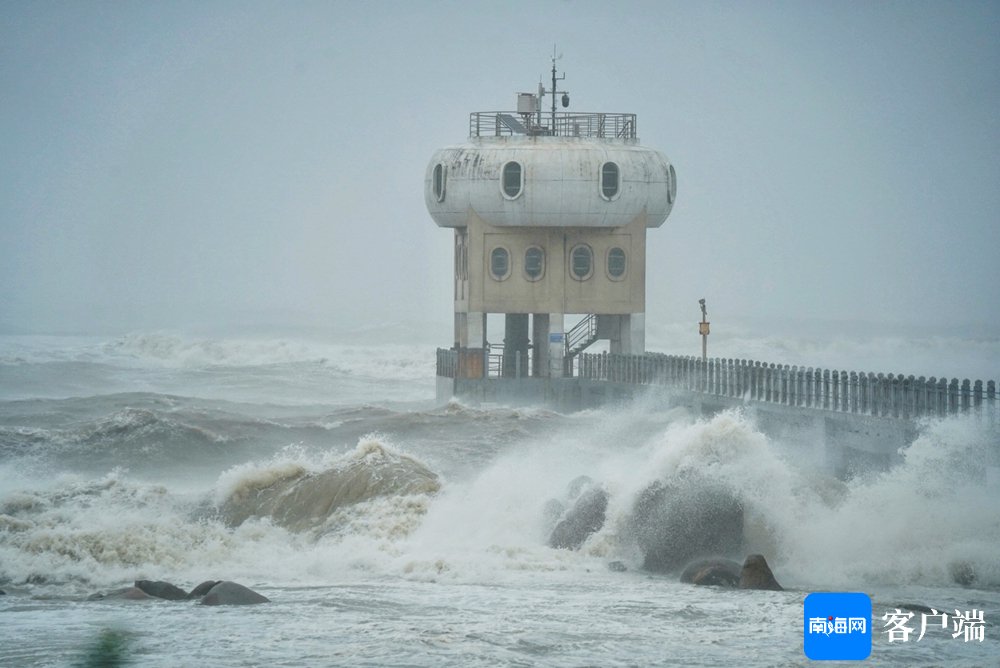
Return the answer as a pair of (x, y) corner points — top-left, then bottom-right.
(216, 437), (441, 532)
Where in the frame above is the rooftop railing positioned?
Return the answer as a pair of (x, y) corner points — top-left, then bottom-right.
(469, 111), (637, 140)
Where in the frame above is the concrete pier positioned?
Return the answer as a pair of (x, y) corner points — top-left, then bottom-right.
(436, 348), (998, 479)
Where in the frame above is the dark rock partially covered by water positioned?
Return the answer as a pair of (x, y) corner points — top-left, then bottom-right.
(188, 580), (221, 599)
(87, 579), (268, 605)
(680, 554), (782, 590)
(135, 580), (188, 601)
(739, 554), (782, 591)
(199, 581), (270, 606)
(949, 561), (976, 586)
(629, 474), (743, 573)
(680, 558), (742, 587)
(608, 560), (628, 572)
(548, 486), (608, 550)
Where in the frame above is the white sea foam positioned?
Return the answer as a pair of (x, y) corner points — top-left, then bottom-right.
(101, 332), (434, 379)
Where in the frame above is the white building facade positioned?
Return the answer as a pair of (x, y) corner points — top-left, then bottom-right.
(425, 92), (675, 379)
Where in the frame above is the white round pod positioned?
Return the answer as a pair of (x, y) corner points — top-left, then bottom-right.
(425, 137), (675, 229)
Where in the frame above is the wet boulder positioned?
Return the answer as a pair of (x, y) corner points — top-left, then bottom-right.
(187, 580), (221, 599)
(949, 561), (976, 586)
(199, 581), (270, 606)
(135, 580), (188, 601)
(680, 558), (742, 587)
(628, 474), (743, 573)
(739, 554), (782, 591)
(548, 486), (608, 550)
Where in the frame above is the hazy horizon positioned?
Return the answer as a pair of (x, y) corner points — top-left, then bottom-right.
(2, 1), (998, 340)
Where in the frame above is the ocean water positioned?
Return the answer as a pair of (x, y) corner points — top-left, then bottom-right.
(0, 331), (997, 666)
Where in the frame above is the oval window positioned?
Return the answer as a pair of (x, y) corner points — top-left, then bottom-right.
(490, 247), (510, 280)
(502, 161), (523, 199)
(668, 164), (676, 204)
(601, 162), (619, 199)
(433, 163), (446, 202)
(570, 244), (592, 280)
(607, 247), (626, 279)
(524, 246), (544, 280)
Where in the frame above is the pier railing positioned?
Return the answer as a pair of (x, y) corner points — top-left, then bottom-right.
(437, 347), (998, 421)
(575, 352), (998, 421)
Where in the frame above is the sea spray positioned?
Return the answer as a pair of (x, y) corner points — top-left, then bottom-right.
(776, 415), (1000, 588)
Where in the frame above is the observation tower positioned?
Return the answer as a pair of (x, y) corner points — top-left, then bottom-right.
(426, 61), (676, 380)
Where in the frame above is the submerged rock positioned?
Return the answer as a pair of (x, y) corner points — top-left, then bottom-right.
(608, 560), (628, 573)
(739, 554), (782, 591)
(135, 580), (188, 601)
(628, 474), (743, 573)
(199, 581), (270, 606)
(949, 561), (976, 586)
(95, 586), (153, 601)
(680, 558), (742, 587)
(548, 486), (608, 550)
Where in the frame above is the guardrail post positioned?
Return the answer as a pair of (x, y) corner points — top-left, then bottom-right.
(788, 365), (797, 405)
(831, 370), (841, 411)
(988, 380), (997, 422)
(914, 376), (926, 417)
(901, 375), (912, 419)
(948, 378), (959, 414)
(838, 371), (847, 412)
(961, 379), (971, 412)
(846, 372), (856, 413)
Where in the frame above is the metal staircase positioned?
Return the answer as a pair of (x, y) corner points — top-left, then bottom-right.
(564, 314), (599, 358)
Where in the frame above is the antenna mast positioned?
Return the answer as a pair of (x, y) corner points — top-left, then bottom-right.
(541, 46), (569, 135)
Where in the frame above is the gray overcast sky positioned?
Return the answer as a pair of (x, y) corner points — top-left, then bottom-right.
(1, 0), (998, 337)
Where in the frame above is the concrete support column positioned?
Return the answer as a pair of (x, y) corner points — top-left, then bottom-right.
(503, 313), (530, 378)
(548, 313), (565, 378)
(454, 311), (487, 379)
(604, 313), (646, 355)
(628, 312), (646, 355)
(455, 311), (486, 348)
(532, 313), (549, 378)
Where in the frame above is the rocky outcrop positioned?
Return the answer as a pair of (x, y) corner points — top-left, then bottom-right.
(199, 581), (270, 606)
(680, 554), (782, 590)
(739, 554), (782, 591)
(87, 579), (268, 605)
(187, 580), (221, 599)
(548, 486), (608, 550)
(629, 474), (743, 573)
(680, 558), (742, 587)
(135, 580), (188, 601)
(949, 561), (976, 586)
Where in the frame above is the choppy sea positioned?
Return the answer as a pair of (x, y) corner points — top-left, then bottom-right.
(0, 330), (997, 666)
